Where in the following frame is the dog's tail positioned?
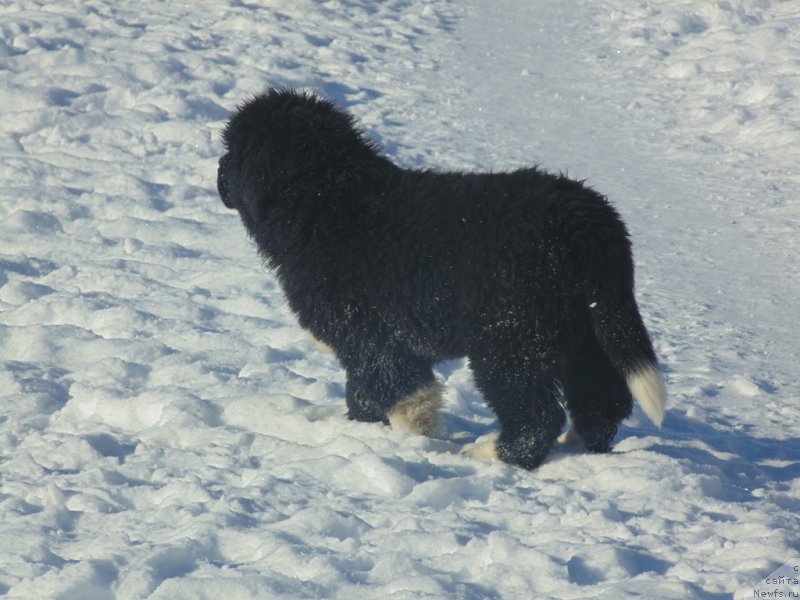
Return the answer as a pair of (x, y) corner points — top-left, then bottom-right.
(558, 189), (667, 427)
(589, 291), (667, 427)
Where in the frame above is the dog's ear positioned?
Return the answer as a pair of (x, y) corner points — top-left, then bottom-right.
(237, 147), (275, 225)
(277, 100), (365, 169)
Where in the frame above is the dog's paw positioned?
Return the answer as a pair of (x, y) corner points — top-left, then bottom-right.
(387, 384), (443, 438)
(557, 425), (584, 446)
(461, 431), (500, 462)
(306, 331), (334, 353)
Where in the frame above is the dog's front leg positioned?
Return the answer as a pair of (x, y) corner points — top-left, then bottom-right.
(342, 343), (440, 436)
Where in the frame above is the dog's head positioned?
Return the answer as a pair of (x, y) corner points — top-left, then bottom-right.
(217, 88), (385, 238)
(216, 152), (236, 209)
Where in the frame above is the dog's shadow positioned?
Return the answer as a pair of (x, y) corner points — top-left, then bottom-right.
(435, 359), (800, 504)
(632, 411), (800, 506)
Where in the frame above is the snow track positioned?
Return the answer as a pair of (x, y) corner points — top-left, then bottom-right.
(1, 1), (798, 598)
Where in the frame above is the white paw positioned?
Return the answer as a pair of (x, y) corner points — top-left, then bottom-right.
(461, 431), (500, 462)
(306, 331), (334, 353)
(387, 384), (443, 438)
(557, 425), (584, 446)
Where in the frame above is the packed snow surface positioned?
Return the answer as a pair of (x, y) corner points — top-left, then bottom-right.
(1, 0), (799, 598)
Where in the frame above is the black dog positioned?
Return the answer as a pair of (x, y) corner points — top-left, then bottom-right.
(217, 88), (666, 470)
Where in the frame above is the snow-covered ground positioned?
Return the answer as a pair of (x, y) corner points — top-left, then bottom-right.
(2, 0), (798, 597)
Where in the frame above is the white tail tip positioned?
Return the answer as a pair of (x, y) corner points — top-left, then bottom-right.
(627, 364), (667, 427)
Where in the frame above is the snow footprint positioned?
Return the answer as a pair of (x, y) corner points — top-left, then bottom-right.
(728, 375), (774, 397)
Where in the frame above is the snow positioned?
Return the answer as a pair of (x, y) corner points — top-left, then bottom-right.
(1, 0), (798, 598)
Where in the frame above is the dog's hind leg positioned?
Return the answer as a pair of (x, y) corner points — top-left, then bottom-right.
(467, 350), (565, 470)
(561, 334), (633, 453)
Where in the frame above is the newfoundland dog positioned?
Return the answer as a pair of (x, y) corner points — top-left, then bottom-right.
(217, 88), (666, 470)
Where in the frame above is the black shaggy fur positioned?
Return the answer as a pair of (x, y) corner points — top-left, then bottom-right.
(217, 88), (664, 470)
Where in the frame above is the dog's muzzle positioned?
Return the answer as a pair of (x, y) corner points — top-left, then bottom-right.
(217, 153), (235, 209)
